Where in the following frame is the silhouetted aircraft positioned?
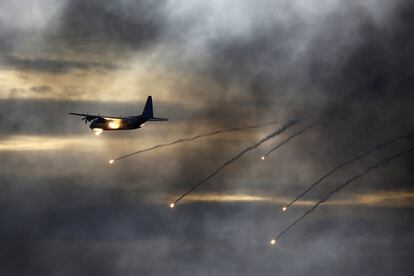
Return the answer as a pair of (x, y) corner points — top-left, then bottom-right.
(69, 96), (167, 135)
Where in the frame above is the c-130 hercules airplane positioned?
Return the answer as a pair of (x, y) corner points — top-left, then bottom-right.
(69, 96), (167, 135)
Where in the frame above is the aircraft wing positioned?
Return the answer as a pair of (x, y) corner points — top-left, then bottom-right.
(69, 113), (125, 120)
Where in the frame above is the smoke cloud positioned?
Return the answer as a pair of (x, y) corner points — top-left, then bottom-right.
(1, 0), (413, 275)
(275, 146), (414, 241)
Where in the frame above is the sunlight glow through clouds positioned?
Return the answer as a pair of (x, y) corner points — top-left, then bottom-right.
(180, 192), (414, 208)
(0, 135), (96, 151)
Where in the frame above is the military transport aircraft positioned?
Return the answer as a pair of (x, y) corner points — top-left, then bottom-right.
(69, 96), (167, 135)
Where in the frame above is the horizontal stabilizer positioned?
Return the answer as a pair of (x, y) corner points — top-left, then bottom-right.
(148, 117), (168, 121)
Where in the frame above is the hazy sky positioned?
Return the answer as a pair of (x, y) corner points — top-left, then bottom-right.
(1, 0), (413, 275)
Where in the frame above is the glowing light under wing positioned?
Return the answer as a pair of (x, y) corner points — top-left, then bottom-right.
(108, 120), (122, 129)
(93, 128), (103, 135)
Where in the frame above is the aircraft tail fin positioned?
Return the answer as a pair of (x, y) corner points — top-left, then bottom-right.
(141, 96), (168, 121)
(142, 96), (154, 118)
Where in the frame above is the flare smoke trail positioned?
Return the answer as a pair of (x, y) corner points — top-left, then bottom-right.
(272, 146), (414, 242)
(172, 119), (299, 206)
(261, 122), (325, 159)
(110, 120), (278, 162)
(285, 131), (414, 209)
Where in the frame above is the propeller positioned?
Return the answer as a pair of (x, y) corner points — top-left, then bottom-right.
(81, 114), (95, 124)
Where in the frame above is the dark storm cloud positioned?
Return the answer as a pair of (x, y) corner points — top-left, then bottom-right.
(0, 54), (116, 73)
(56, 0), (167, 50)
(2, 0), (414, 275)
(0, 26), (17, 52)
(323, 2), (414, 97)
(0, 0), (63, 53)
(0, 0), (167, 55)
(162, 1), (411, 124)
(311, 0), (414, 135)
(204, 24), (301, 94)
(200, 0), (414, 112)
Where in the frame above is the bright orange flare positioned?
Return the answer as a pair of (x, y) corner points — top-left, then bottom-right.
(108, 120), (121, 129)
(282, 206), (287, 212)
(261, 156), (265, 160)
(109, 159), (114, 164)
(270, 239), (276, 245)
(169, 203), (175, 208)
(93, 128), (103, 136)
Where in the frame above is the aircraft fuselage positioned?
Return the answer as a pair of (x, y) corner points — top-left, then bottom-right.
(90, 116), (147, 131)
